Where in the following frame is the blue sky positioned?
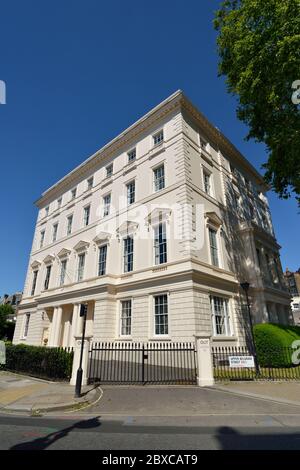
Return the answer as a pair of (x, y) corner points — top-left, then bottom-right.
(0, 0), (299, 295)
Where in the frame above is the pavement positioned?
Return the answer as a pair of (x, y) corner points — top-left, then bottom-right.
(1, 369), (300, 417)
(0, 371), (101, 414)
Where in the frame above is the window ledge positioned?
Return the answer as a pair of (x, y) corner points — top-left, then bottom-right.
(148, 143), (165, 160)
(212, 336), (238, 342)
(148, 337), (171, 342)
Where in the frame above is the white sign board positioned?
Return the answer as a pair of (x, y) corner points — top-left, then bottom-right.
(0, 341), (6, 365)
(229, 356), (255, 368)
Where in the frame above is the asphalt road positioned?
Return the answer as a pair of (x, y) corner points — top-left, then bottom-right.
(2, 386), (300, 450)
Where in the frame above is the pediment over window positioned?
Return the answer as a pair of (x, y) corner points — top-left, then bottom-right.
(73, 240), (90, 252)
(43, 254), (55, 265)
(117, 221), (139, 237)
(146, 207), (172, 226)
(205, 211), (223, 227)
(57, 248), (71, 259)
(31, 260), (41, 270)
(93, 232), (111, 244)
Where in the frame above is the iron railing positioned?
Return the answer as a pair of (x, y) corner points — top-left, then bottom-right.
(212, 345), (300, 381)
(88, 341), (197, 385)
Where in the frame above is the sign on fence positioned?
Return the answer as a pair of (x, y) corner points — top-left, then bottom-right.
(229, 356), (254, 368)
(0, 341), (6, 365)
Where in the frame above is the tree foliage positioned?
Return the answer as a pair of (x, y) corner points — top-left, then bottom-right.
(0, 304), (15, 338)
(214, 0), (300, 204)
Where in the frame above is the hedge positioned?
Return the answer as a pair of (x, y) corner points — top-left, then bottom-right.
(2, 343), (74, 381)
(254, 323), (300, 368)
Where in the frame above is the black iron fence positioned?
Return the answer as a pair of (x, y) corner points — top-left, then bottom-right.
(212, 345), (300, 381)
(88, 341), (197, 385)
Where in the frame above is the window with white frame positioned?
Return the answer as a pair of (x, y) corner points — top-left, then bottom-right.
(126, 180), (135, 205)
(77, 253), (85, 282)
(87, 176), (94, 190)
(103, 194), (111, 217)
(52, 223), (58, 243)
(71, 187), (77, 200)
(154, 294), (168, 335)
(208, 227), (219, 267)
(203, 169), (212, 196)
(154, 222), (167, 265)
(98, 244), (107, 276)
(120, 300), (132, 336)
(83, 205), (90, 226)
(23, 313), (30, 338)
(127, 148), (136, 163)
(153, 164), (165, 192)
(40, 230), (45, 248)
(106, 163), (113, 178)
(31, 270), (38, 296)
(44, 265), (52, 290)
(67, 214), (73, 235)
(153, 130), (164, 146)
(45, 206), (49, 217)
(211, 296), (231, 336)
(123, 236), (134, 273)
(57, 197), (62, 209)
(59, 259), (67, 286)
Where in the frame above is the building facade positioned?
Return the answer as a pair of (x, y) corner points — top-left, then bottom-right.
(1, 292), (22, 321)
(13, 91), (292, 350)
(284, 268), (300, 325)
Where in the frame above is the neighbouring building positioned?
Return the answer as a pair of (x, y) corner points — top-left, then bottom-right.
(284, 268), (300, 325)
(0, 292), (22, 321)
(13, 90), (292, 350)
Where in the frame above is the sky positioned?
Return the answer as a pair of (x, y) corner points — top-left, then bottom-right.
(0, 0), (299, 295)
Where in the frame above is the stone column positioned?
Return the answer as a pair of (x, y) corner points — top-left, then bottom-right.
(70, 303), (80, 348)
(52, 306), (63, 347)
(195, 335), (214, 387)
(48, 307), (58, 347)
(70, 336), (92, 386)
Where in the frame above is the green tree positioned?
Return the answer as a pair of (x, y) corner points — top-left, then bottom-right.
(214, 0), (300, 204)
(0, 304), (14, 338)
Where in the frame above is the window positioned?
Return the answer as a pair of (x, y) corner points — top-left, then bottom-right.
(211, 296), (231, 336)
(120, 300), (132, 336)
(123, 236), (134, 273)
(154, 222), (167, 265)
(40, 230), (45, 248)
(153, 130), (164, 146)
(265, 253), (273, 282)
(153, 164), (165, 192)
(209, 228), (219, 267)
(154, 294), (168, 335)
(23, 314), (30, 338)
(52, 223), (58, 242)
(126, 180), (135, 205)
(103, 194), (111, 217)
(83, 205), (90, 226)
(45, 206), (49, 217)
(98, 245), (107, 276)
(87, 177), (94, 190)
(203, 170), (211, 195)
(106, 164), (113, 178)
(57, 197), (62, 209)
(128, 148), (136, 163)
(200, 138), (208, 151)
(71, 187), (77, 200)
(59, 260), (67, 286)
(44, 265), (52, 290)
(256, 248), (261, 268)
(67, 215), (73, 235)
(77, 253), (85, 282)
(31, 271), (38, 296)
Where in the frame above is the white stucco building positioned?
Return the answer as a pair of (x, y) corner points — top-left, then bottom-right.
(13, 90), (292, 350)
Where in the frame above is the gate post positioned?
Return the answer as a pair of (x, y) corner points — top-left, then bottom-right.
(195, 335), (214, 387)
(70, 336), (92, 386)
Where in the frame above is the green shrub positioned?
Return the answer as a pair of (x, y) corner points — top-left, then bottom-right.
(4, 343), (73, 380)
(254, 323), (300, 368)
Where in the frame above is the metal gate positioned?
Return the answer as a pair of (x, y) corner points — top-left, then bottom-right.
(88, 341), (197, 385)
